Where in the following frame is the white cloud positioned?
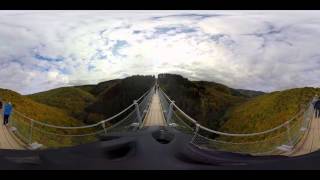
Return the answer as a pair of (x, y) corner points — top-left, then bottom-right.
(0, 10), (320, 94)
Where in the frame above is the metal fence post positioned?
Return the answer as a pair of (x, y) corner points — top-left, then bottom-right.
(134, 100), (142, 125)
(102, 122), (107, 135)
(301, 110), (308, 131)
(166, 101), (174, 124)
(8, 113), (12, 126)
(302, 102), (313, 131)
(29, 120), (34, 144)
(191, 123), (200, 143)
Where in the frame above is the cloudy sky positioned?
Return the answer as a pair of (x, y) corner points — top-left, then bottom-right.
(0, 10), (320, 94)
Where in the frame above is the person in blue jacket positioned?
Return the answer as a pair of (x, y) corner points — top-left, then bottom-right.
(0, 98), (3, 115)
(3, 102), (13, 126)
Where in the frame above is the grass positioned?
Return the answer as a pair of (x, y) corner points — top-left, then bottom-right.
(28, 87), (96, 120)
(1, 75), (155, 148)
(220, 87), (320, 134)
(29, 75), (155, 124)
(205, 87), (320, 154)
(0, 88), (96, 148)
(4, 74), (318, 152)
(158, 74), (319, 154)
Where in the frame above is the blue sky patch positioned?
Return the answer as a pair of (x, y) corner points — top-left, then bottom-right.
(155, 26), (197, 35)
(88, 65), (95, 71)
(151, 13), (226, 20)
(112, 40), (129, 57)
(210, 34), (226, 42)
(35, 65), (50, 72)
(34, 53), (64, 62)
(92, 49), (108, 60)
(58, 67), (70, 75)
(144, 25), (198, 39)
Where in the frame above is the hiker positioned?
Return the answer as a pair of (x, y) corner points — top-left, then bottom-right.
(314, 99), (320, 118)
(0, 98), (2, 116)
(3, 102), (13, 126)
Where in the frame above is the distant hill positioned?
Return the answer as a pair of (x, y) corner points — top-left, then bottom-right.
(235, 89), (265, 98)
(0, 88), (82, 127)
(158, 74), (319, 133)
(28, 87), (96, 121)
(0, 75), (154, 147)
(84, 75), (155, 123)
(29, 75), (155, 124)
(220, 87), (320, 133)
(75, 79), (121, 97)
(0, 88), (87, 147)
(2, 72), (318, 149)
(158, 73), (257, 129)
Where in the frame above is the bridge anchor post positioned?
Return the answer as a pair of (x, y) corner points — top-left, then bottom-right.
(134, 100), (142, 125)
(166, 101), (174, 124)
(29, 120), (34, 144)
(101, 122), (107, 135)
(286, 123), (293, 148)
(191, 123), (200, 143)
(277, 122), (295, 152)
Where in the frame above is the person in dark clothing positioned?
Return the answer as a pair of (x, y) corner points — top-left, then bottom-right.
(0, 98), (2, 115)
(3, 102), (13, 126)
(314, 100), (320, 118)
(0, 99), (3, 125)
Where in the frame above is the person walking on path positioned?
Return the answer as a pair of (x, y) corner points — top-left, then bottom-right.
(0, 98), (3, 125)
(0, 98), (3, 116)
(314, 99), (320, 118)
(3, 102), (13, 126)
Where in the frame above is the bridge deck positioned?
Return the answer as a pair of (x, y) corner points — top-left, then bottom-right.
(142, 91), (166, 127)
(289, 113), (320, 156)
(0, 115), (24, 150)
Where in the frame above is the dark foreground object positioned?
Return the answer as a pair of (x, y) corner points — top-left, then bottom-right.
(0, 126), (319, 170)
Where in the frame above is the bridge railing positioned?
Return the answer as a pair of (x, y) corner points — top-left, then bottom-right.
(8, 86), (155, 149)
(158, 87), (316, 155)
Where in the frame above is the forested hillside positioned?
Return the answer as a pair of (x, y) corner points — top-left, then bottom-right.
(29, 75), (155, 124)
(158, 73), (262, 129)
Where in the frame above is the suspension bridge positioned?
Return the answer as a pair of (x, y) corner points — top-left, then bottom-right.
(142, 89), (166, 127)
(0, 84), (319, 158)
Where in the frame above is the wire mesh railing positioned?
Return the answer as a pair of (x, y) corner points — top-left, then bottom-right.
(8, 86), (155, 149)
(158, 87), (316, 156)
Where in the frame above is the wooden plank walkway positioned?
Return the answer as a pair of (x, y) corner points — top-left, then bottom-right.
(142, 91), (166, 127)
(0, 114), (24, 150)
(289, 112), (320, 156)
